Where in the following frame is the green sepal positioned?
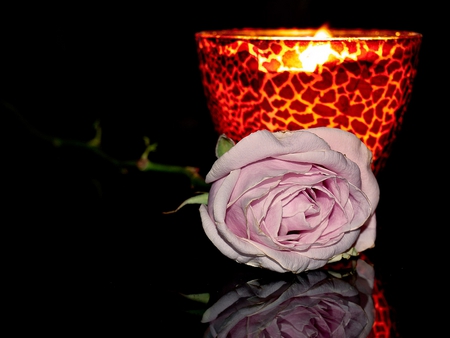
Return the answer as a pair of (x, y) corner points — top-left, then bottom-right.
(327, 247), (359, 264)
(180, 292), (210, 304)
(215, 134), (235, 158)
(163, 192), (209, 214)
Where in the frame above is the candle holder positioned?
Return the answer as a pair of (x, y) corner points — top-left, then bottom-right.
(195, 28), (422, 175)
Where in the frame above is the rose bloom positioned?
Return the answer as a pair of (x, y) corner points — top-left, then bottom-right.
(199, 128), (380, 273)
(202, 259), (375, 338)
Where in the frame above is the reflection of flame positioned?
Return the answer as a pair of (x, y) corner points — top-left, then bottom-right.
(299, 43), (333, 72)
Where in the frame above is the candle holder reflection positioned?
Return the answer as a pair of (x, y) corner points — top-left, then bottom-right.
(195, 27), (422, 175)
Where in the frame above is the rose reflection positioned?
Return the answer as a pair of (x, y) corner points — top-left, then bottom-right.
(202, 259), (376, 338)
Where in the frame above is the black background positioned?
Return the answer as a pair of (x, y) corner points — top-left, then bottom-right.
(2, 1), (445, 336)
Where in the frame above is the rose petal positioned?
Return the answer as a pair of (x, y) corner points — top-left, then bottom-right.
(307, 127), (380, 216)
(205, 130), (331, 184)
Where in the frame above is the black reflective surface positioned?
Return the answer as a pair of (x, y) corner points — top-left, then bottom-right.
(3, 1), (445, 336)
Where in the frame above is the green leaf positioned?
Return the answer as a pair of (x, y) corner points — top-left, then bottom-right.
(215, 134), (235, 158)
(163, 192), (209, 214)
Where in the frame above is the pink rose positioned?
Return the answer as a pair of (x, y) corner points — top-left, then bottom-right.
(202, 258), (375, 338)
(199, 128), (379, 273)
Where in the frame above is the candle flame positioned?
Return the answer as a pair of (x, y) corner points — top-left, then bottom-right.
(313, 24), (332, 39)
(256, 25), (348, 73)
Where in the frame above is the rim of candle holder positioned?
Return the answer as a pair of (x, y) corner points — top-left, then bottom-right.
(195, 28), (422, 41)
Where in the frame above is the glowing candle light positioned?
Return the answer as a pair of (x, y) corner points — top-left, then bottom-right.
(195, 27), (422, 175)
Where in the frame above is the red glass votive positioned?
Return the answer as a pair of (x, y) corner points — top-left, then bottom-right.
(195, 28), (422, 175)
